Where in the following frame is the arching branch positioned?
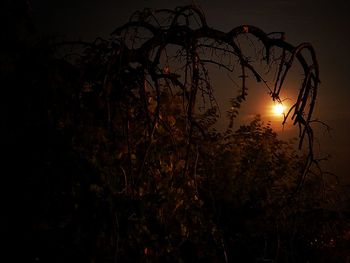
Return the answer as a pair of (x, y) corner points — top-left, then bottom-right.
(106, 6), (319, 155)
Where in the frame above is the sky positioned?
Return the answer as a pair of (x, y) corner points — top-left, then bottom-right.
(31, 0), (350, 184)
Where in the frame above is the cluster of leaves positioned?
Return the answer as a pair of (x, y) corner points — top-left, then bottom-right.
(48, 86), (347, 262)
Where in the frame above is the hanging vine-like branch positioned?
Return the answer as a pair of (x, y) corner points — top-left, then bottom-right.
(105, 5), (319, 144)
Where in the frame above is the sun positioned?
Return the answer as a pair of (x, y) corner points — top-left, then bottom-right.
(272, 103), (285, 116)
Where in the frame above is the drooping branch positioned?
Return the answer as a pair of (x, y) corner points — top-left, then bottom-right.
(107, 5), (319, 156)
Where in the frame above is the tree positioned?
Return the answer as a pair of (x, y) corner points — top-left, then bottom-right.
(66, 4), (320, 196)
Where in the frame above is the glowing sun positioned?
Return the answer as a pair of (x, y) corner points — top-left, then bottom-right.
(272, 103), (285, 116)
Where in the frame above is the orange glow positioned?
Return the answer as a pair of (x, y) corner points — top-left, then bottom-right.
(273, 104), (285, 115)
(270, 102), (287, 119)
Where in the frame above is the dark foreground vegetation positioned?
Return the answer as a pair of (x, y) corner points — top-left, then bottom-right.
(2, 2), (349, 262)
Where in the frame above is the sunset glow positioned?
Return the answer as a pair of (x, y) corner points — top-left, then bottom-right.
(272, 103), (286, 116)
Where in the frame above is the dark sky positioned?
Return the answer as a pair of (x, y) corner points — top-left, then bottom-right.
(32, 0), (350, 184)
